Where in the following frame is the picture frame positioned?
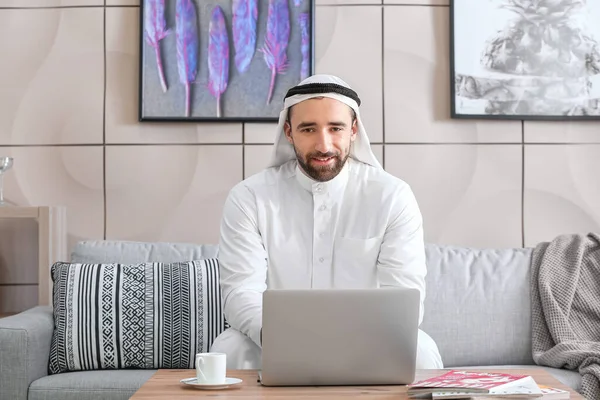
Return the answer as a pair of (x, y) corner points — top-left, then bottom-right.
(449, 0), (600, 120)
(139, 0), (315, 122)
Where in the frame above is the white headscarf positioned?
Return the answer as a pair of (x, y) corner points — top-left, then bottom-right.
(267, 74), (382, 169)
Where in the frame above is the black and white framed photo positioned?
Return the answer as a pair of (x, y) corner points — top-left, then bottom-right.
(450, 0), (600, 120)
(139, 0), (315, 122)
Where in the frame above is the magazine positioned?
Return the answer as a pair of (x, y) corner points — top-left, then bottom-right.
(408, 370), (543, 397)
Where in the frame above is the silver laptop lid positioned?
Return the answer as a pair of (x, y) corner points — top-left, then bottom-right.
(260, 288), (420, 386)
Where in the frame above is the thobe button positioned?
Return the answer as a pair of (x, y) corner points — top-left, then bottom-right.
(315, 184), (323, 192)
(319, 205), (326, 211)
(319, 232), (325, 238)
(319, 257), (324, 262)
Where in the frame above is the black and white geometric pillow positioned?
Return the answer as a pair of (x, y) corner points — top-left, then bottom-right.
(48, 259), (228, 374)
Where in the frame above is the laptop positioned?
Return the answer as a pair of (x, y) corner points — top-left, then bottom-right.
(258, 287), (420, 386)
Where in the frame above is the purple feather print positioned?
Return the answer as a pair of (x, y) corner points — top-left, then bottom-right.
(176, 0), (199, 117)
(208, 6), (229, 118)
(299, 13), (309, 81)
(232, 0), (257, 74)
(261, 0), (290, 104)
(144, 0), (169, 92)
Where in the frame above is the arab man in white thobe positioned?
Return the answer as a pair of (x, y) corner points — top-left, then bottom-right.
(211, 74), (443, 370)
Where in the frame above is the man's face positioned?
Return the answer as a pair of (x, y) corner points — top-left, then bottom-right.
(284, 97), (357, 182)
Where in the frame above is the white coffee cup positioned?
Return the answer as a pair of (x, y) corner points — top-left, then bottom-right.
(195, 352), (226, 384)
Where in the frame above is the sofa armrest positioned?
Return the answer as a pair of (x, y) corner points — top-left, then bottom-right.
(0, 306), (54, 400)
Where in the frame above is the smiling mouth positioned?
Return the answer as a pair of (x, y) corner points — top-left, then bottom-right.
(311, 156), (334, 164)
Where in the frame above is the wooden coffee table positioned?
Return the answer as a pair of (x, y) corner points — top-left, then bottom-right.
(130, 368), (583, 399)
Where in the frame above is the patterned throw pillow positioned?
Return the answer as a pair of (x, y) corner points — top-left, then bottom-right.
(48, 259), (228, 374)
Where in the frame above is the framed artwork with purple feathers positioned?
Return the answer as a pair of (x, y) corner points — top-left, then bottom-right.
(139, 0), (314, 122)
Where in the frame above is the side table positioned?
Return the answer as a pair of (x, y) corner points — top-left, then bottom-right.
(0, 206), (67, 310)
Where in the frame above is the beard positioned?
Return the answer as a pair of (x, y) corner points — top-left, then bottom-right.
(294, 146), (351, 182)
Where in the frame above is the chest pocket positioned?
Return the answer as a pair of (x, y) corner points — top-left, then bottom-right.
(333, 236), (382, 288)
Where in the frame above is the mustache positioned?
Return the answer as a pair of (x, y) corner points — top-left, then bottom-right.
(308, 151), (339, 159)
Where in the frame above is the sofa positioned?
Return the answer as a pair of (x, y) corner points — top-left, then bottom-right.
(0, 240), (583, 400)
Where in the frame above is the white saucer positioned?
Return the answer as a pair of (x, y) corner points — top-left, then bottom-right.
(180, 377), (243, 390)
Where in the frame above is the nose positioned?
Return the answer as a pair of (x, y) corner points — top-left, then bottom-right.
(314, 129), (333, 154)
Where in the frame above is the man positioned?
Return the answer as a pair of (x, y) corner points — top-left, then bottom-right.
(211, 74), (443, 370)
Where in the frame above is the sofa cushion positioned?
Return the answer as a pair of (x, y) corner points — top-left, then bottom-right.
(29, 370), (157, 400)
(70, 240), (219, 264)
(49, 259), (227, 374)
(421, 244), (534, 367)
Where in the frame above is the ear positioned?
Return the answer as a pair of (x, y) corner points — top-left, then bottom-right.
(350, 119), (358, 142)
(284, 121), (293, 144)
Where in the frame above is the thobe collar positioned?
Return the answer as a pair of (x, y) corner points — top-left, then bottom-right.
(295, 158), (351, 195)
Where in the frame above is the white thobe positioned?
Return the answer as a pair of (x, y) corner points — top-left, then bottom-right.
(211, 157), (443, 369)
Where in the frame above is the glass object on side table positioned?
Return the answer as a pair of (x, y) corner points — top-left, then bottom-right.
(0, 157), (14, 206)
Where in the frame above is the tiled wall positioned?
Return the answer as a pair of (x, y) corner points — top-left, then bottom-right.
(0, 0), (599, 312)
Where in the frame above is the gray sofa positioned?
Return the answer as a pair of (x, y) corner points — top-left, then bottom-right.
(0, 240), (582, 400)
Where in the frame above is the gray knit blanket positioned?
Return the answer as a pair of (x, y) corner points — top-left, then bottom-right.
(531, 233), (600, 400)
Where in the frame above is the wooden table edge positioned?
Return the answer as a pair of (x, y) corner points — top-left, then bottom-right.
(129, 368), (583, 399)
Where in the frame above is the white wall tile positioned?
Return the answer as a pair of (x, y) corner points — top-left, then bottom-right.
(0, 8), (103, 145)
(524, 145), (600, 247)
(385, 144), (523, 248)
(245, 123), (279, 144)
(0, 0), (99, 6)
(317, 0), (380, 6)
(244, 145), (272, 178)
(371, 144), (383, 166)
(384, 0), (447, 3)
(0, 146), (104, 253)
(106, 145), (242, 245)
(525, 121), (600, 143)
(383, 6), (521, 143)
(105, 7), (242, 144)
(107, 0), (137, 4)
(316, 6), (383, 143)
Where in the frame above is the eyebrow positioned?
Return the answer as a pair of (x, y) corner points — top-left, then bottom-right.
(296, 121), (348, 129)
